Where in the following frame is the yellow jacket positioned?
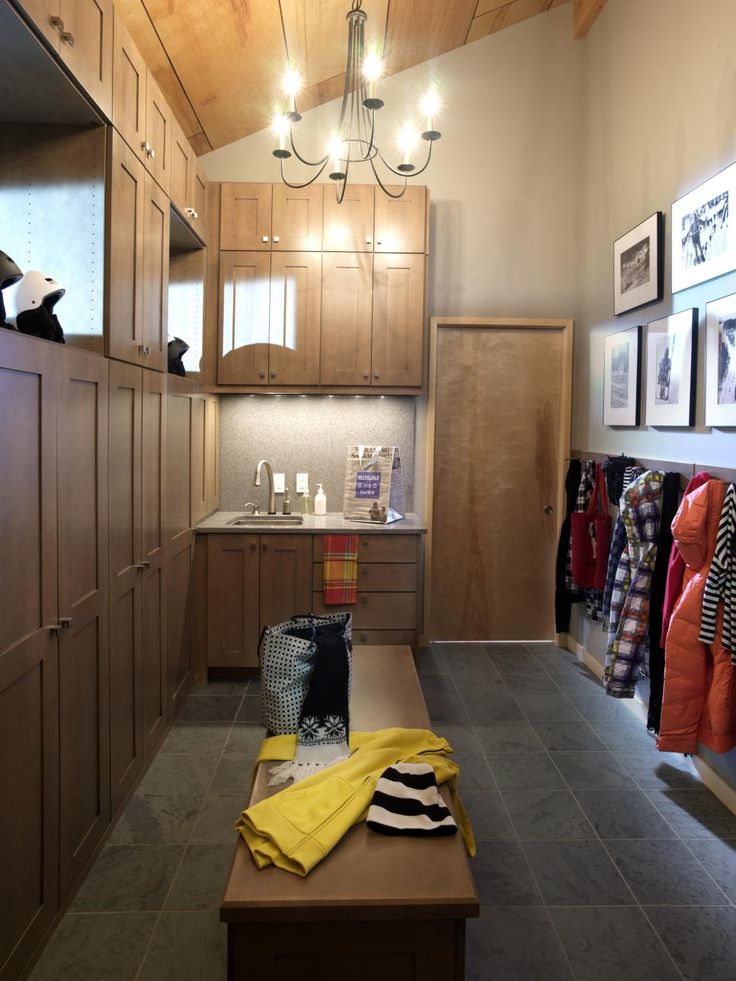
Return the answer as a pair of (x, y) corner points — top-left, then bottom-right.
(236, 727), (476, 876)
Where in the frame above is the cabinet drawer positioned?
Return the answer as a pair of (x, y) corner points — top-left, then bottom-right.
(311, 591), (416, 629)
(352, 629), (416, 647)
(313, 562), (416, 593)
(313, 534), (418, 563)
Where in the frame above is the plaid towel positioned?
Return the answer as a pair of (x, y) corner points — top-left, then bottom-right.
(323, 534), (358, 605)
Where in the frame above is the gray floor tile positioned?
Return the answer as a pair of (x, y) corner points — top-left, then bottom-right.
(461, 690), (525, 724)
(532, 721), (607, 752)
(522, 840), (634, 906)
(444, 656), (503, 694)
(685, 838), (736, 902)
(569, 693), (633, 721)
(619, 750), (702, 790)
(503, 789), (595, 840)
(551, 906), (681, 981)
(109, 794), (202, 844)
(224, 724), (267, 755)
(513, 692), (583, 722)
(192, 679), (249, 696)
(235, 695), (263, 723)
(246, 676), (262, 694)
(524, 642), (568, 657)
(138, 755), (217, 797)
(432, 722), (483, 753)
(483, 642), (533, 657)
(486, 651), (541, 675)
(138, 911), (227, 981)
(502, 672), (556, 696)
(164, 843), (237, 911)
(590, 719), (661, 754)
(419, 674), (460, 698)
(646, 905), (736, 981)
(433, 641), (485, 655)
(177, 694), (243, 722)
(550, 751), (635, 789)
(71, 844), (184, 911)
(463, 787), (517, 841)
(159, 722), (231, 755)
(467, 906), (573, 981)
(485, 752), (565, 792)
(209, 754), (257, 798)
(647, 788), (736, 839)
(191, 795), (243, 844)
(605, 839), (729, 905)
(424, 692), (469, 723)
(475, 721), (544, 754)
(471, 840), (542, 905)
(29, 912), (157, 981)
(575, 787), (678, 839)
(414, 647), (449, 676)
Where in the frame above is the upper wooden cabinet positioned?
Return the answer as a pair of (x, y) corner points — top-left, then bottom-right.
(170, 114), (195, 215)
(271, 184), (323, 251)
(193, 164), (208, 242)
(372, 253), (425, 387)
(220, 182), (272, 250)
(112, 8), (146, 159)
(218, 250), (270, 386)
(269, 252), (321, 385)
(320, 252), (373, 386)
(144, 69), (173, 195)
(323, 184), (375, 252)
(374, 185), (428, 253)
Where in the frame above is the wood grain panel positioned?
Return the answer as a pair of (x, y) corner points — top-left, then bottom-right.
(205, 395), (220, 514)
(271, 184), (323, 251)
(313, 535), (418, 563)
(320, 252), (373, 386)
(260, 535), (312, 630)
(60, 0), (113, 118)
(573, 0), (606, 38)
(324, 183), (375, 252)
(112, 8), (147, 161)
(218, 251), (270, 385)
(312, 591), (416, 629)
(374, 186), (427, 254)
(142, 173), (170, 371)
(384, 0), (477, 74)
(220, 183), (272, 251)
(166, 532), (193, 714)
(191, 393), (207, 525)
(144, 69), (172, 193)
(206, 534), (260, 668)
(314, 562), (417, 593)
(166, 390), (192, 541)
(429, 322), (569, 640)
(468, 0), (568, 43)
(372, 253), (425, 387)
(352, 629), (417, 646)
(170, 113), (194, 215)
(269, 252), (322, 385)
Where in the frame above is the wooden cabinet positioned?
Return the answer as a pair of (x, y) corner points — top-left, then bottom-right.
(372, 253), (425, 387)
(205, 394), (220, 514)
(271, 184), (323, 251)
(218, 251), (270, 385)
(191, 392), (208, 525)
(144, 69), (172, 195)
(320, 252), (373, 386)
(142, 172), (170, 371)
(112, 8), (146, 161)
(374, 185), (428, 253)
(206, 534), (312, 668)
(323, 184), (375, 252)
(220, 182), (272, 251)
(269, 252), (321, 385)
(193, 164), (208, 242)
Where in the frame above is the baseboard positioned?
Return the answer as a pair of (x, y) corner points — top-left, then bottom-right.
(560, 633), (736, 817)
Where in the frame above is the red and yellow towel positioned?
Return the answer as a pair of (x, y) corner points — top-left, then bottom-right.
(323, 533), (358, 604)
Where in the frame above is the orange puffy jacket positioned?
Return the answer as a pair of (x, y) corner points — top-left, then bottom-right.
(658, 479), (736, 755)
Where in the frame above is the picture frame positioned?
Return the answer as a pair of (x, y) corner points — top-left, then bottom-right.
(672, 161), (736, 293)
(644, 309), (698, 426)
(603, 325), (642, 426)
(613, 212), (664, 315)
(705, 291), (736, 426)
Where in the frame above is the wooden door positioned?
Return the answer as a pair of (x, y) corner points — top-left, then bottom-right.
(205, 395), (219, 513)
(141, 369), (167, 760)
(320, 252), (373, 386)
(428, 319), (572, 641)
(323, 184), (375, 251)
(374, 186), (427, 253)
(16, 0), (61, 48)
(59, 0), (113, 118)
(142, 172), (170, 371)
(372, 253), (425, 386)
(259, 535), (312, 629)
(170, 115), (194, 216)
(218, 251), (270, 385)
(107, 361), (143, 815)
(112, 9), (146, 163)
(268, 252), (321, 385)
(0, 333), (59, 981)
(271, 184), (323, 251)
(56, 347), (110, 895)
(191, 393), (208, 525)
(220, 182), (272, 250)
(144, 69), (172, 194)
(107, 130), (145, 367)
(192, 165), (207, 241)
(206, 535), (260, 668)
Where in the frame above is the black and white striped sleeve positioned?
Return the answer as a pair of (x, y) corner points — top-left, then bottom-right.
(700, 483), (736, 647)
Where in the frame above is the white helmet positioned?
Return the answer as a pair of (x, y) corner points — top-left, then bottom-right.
(5, 270), (65, 327)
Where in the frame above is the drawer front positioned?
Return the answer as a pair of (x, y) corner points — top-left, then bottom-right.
(352, 629), (416, 647)
(313, 562), (416, 592)
(313, 534), (418, 563)
(311, 591), (416, 629)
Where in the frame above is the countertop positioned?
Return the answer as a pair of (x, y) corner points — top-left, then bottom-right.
(195, 511), (426, 534)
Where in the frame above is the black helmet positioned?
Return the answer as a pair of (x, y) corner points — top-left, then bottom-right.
(0, 250), (22, 291)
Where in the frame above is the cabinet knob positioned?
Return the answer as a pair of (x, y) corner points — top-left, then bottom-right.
(376, 240), (382, 245)
(373, 371), (381, 380)
(544, 504), (554, 515)
(49, 15), (65, 29)
(360, 632), (367, 642)
(185, 207), (198, 220)
(273, 235), (280, 243)
(262, 543), (268, 552)
(149, 146), (157, 161)
(136, 561), (151, 570)
(363, 371), (369, 379)
(366, 237), (372, 244)
(250, 543), (257, 551)
(60, 29), (75, 45)
(139, 345), (151, 355)
(270, 372), (276, 379)
(360, 594), (367, 605)
(259, 371), (266, 379)
(59, 617), (72, 630)
(262, 235), (269, 242)
(141, 140), (151, 155)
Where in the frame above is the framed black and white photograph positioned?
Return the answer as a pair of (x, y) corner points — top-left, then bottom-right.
(672, 161), (736, 292)
(644, 309), (698, 426)
(613, 212), (663, 315)
(705, 291), (736, 426)
(603, 325), (642, 426)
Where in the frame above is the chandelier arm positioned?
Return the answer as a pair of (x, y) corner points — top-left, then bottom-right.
(287, 125), (329, 168)
(279, 155), (330, 189)
(369, 152), (407, 199)
(375, 139), (433, 178)
(336, 157), (350, 205)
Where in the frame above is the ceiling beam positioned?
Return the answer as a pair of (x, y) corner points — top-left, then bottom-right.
(572, 0), (607, 39)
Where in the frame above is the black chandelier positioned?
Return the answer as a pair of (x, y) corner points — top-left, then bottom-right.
(272, 0), (442, 201)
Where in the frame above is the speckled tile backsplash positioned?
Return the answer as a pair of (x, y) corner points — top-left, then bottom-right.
(219, 396), (416, 513)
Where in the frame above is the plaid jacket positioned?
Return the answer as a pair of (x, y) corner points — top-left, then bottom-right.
(605, 470), (664, 698)
(602, 468), (645, 628)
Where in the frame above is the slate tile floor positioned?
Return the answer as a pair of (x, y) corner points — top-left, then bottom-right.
(30, 644), (736, 980)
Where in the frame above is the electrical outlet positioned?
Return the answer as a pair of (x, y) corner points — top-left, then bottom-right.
(296, 472), (309, 493)
(273, 472), (285, 494)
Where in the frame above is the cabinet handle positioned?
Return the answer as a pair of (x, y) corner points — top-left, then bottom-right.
(361, 538), (369, 547)
(149, 147), (156, 160)
(366, 237), (372, 244)
(376, 240), (382, 245)
(46, 624), (61, 638)
(373, 371), (381, 380)
(59, 617), (72, 630)
(141, 140), (151, 156)
(259, 370), (266, 379)
(185, 207), (199, 220)
(60, 29), (75, 45)
(262, 235), (269, 243)
(136, 561), (151, 570)
(273, 235), (280, 243)
(250, 543), (257, 551)
(360, 632), (367, 642)
(49, 15), (65, 29)
(360, 595), (367, 605)
(363, 371), (369, 379)
(270, 372), (276, 379)
(139, 345), (151, 356)
(262, 543), (268, 552)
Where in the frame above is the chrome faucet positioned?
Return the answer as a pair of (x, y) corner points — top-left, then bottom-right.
(254, 459), (276, 515)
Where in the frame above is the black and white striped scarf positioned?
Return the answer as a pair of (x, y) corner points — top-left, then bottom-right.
(699, 483), (736, 657)
(366, 762), (457, 837)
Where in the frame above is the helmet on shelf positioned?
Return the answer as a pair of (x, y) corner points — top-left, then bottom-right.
(4, 270), (65, 326)
(0, 250), (23, 330)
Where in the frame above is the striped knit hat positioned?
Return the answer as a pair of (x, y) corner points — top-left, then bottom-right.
(366, 762), (457, 837)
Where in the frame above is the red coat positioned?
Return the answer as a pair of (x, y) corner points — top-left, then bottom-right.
(658, 479), (736, 755)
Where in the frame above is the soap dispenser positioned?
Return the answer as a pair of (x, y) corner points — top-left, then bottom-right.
(314, 483), (327, 516)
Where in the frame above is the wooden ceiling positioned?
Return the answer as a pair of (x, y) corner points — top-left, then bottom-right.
(116, 0), (607, 155)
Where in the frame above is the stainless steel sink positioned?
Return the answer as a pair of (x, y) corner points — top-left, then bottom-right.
(226, 514), (304, 527)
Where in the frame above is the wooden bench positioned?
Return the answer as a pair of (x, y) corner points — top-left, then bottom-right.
(220, 645), (479, 981)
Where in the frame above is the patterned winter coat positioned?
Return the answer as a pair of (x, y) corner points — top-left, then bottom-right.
(605, 470), (664, 698)
(658, 479), (736, 755)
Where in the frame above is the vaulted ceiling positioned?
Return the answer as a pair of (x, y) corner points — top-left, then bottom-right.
(116, 0), (607, 155)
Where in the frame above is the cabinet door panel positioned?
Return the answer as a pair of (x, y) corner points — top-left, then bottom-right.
(59, 0), (113, 118)
(220, 182), (272, 250)
(320, 252), (372, 386)
(192, 166), (207, 241)
(16, 0), (61, 48)
(374, 186), (427, 254)
(259, 536), (312, 629)
(144, 69), (172, 194)
(218, 251), (270, 385)
(207, 535), (260, 668)
(112, 9), (146, 161)
(205, 395), (219, 513)
(107, 130), (145, 366)
(271, 184), (323, 251)
(142, 173), (170, 371)
(269, 252), (321, 385)
(170, 116), (194, 216)
(166, 390), (192, 542)
(323, 184), (374, 252)
(372, 253), (425, 387)
(166, 532), (193, 714)
(191, 393), (207, 525)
